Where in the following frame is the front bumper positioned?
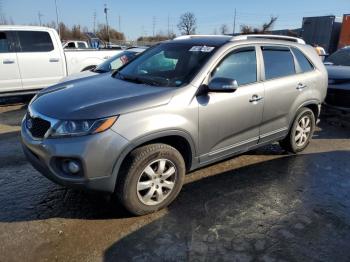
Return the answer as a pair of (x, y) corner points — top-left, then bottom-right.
(21, 119), (129, 193)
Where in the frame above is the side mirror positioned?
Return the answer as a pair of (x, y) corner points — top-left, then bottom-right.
(208, 77), (238, 92)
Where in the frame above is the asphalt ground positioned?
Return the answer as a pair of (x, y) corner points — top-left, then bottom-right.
(0, 101), (349, 262)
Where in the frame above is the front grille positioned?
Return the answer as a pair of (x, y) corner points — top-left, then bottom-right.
(26, 115), (51, 138)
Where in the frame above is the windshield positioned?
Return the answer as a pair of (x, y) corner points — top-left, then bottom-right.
(95, 51), (139, 73)
(115, 43), (217, 87)
(326, 48), (350, 66)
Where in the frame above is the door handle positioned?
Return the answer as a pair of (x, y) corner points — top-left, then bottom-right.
(3, 59), (15, 64)
(249, 94), (264, 103)
(296, 83), (307, 90)
(49, 58), (60, 62)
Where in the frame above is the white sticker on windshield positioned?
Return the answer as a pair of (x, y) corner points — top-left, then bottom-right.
(189, 46), (215, 52)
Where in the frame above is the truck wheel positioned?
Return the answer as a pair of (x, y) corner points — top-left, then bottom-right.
(116, 143), (185, 216)
(279, 107), (315, 153)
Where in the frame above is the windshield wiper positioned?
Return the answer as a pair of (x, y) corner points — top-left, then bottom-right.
(116, 73), (162, 86)
(93, 68), (108, 73)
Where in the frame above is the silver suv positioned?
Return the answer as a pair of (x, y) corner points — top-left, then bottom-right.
(21, 35), (327, 215)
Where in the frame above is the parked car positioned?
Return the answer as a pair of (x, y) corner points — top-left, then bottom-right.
(22, 35), (327, 215)
(60, 47), (147, 82)
(62, 40), (89, 49)
(0, 26), (122, 96)
(324, 47), (350, 108)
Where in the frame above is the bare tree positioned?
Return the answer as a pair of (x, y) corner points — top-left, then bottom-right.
(96, 24), (125, 42)
(220, 24), (229, 35)
(240, 16), (278, 34)
(261, 16), (278, 33)
(177, 12), (196, 35)
(0, 16), (7, 25)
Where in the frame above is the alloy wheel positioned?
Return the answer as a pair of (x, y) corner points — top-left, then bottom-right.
(295, 115), (312, 147)
(136, 159), (177, 206)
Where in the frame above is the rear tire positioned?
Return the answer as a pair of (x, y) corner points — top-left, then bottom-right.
(116, 143), (185, 216)
(279, 108), (315, 153)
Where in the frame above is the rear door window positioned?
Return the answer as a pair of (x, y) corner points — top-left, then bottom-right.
(17, 31), (54, 52)
(291, 47), (314, 73)
(0, 31), (10, 53)
(262, 46), (296, 80)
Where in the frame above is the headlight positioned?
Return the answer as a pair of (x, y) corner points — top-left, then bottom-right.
(50, 116), (118, 137)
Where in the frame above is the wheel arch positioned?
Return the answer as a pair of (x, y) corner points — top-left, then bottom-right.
(289, 100), (321, 130)
(111, 130), (197, 192)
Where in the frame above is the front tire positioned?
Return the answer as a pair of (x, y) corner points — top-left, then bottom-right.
(280, 108), (315, 153)
(116, 143), (185, 216)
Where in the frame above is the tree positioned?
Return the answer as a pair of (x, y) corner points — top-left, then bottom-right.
(58, 22), (72, 40)
(177, 12), (196, 35)
(0, 15), (14, 25)
(96, 24), (125, 42)
(220, 24), (229, 35)
(240, 16), (278, 34)
(71, 25), (85, 40)
(137, 33), (175, 43)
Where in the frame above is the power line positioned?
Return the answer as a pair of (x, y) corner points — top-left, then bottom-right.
(93, 11), (96, 33)
(152, 16), (156, 36)
(0, 0), (4, 24)
(38, 11), (43, 26)
(104, 4), (110, 42)
(54, 0), (60, 37)
(233, 8), (236, 34)
(167, 14), (170, 37)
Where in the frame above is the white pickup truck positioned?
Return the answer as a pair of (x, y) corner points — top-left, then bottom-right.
(0, 26), (122, 96)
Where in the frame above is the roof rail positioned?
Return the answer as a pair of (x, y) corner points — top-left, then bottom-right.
(174, 34), (230, 40)
(231, 34), (306, 44)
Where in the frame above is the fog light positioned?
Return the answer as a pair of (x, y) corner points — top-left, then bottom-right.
(67, 160), (80, 174)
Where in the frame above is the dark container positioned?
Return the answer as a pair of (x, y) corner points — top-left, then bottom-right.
(338, 14), (350, 49)
(301, 16), (342, 54)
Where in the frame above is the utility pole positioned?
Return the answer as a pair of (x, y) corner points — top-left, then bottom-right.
(104, 4), (110, 43)
(0, 0), (5, 22)
(233, 8), (237, 35)
(54, 0), (60, 37)
(93, 11), (96, 33)
(167, 14), (170, 37)
(0, 0), (3, 24)
(152, 16), (156, 37)
(38, 11), (43, 26)
(118, 15), (121, 32)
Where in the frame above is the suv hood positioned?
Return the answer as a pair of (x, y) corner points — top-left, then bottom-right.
(31, 74), (174, 120)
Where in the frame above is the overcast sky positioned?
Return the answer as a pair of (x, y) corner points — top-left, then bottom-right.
(1, 0), (349, 40)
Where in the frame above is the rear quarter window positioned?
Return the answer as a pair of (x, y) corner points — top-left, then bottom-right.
(291, 47), (314, 73)
(17, 31), (54, 52)
(262, 46), (296, 80)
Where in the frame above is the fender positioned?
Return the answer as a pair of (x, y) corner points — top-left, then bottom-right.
(109, 129), (197, 192)
(287, 99), (321, 131)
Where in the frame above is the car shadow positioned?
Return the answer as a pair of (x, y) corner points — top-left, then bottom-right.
(0, 95), (33, 106)
(103, 150), (350, 261)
